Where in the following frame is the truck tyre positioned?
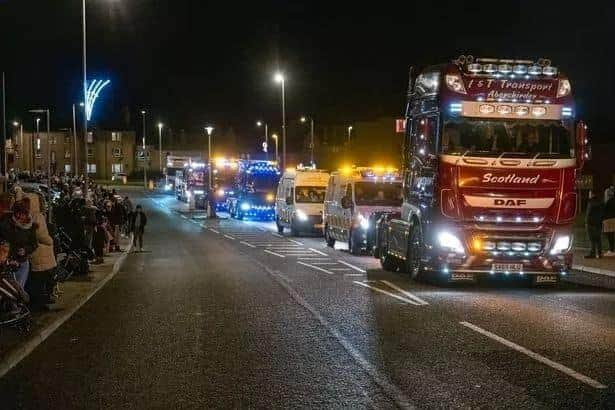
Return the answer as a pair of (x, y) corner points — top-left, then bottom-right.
(290, 220), (299, 236)
(349, 230), (362, 256)
(404, 222), (424, 280)
(325, 225), (335, 247)
(276, 218), (284, 234)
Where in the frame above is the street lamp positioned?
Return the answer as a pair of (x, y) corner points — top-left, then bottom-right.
(347, 125), (353, 143)
(300, 116), (315, 166)
(12, 121), (23, 171)
(141, 110), (147, 188)
(205, 126), (215, 217)
(256, 120), (268, 160)
(30, 109), (51, 181)
(273, 72), (286, 168)
(158, 122), (164, 172)
(271, 133), (279, 163)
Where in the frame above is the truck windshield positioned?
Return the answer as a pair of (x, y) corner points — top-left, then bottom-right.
(248, 174), (280, 192)
(295, 186), (326, 203)
(441, 118), (574, 158)
(354, 182), (402, 206)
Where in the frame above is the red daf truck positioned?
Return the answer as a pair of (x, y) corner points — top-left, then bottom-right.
(375, 56), (589, 284)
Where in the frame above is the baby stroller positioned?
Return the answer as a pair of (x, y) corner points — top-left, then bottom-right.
(0, 270), (32, 335)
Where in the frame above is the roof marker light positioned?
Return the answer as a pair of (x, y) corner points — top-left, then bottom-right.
(498, 64), (512, 73)
(528, 65), (542, 75)
(543, 66), (558, 76)
(513, 64), (527, 74)
(449, 102), (462, 113)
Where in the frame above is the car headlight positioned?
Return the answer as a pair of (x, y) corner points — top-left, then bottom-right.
(296, 209), (308, 221)
(357, 213), (370, 230)
(240, 202), (251, 211)
(164, 184), (172, 191)
(550, 235), (571, 255)
(193, 190), (204, 195)
(437, 231), (465, 254)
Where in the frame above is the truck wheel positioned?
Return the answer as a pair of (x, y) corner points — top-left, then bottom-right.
(349, 230), (362, 256)
(276, 218), (284, 234)
(404, 223), (424, 280)
(379, 243), (399, 272)
(290, 220), (300, 236)
(325, 225), (335, 247)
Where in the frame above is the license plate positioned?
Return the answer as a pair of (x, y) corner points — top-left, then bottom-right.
(536, 274), (557, 283)
(492, 263), (523, 272)
(451, 273), (474, 281)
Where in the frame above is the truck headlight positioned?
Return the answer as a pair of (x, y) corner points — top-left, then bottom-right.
(186, 191), (192, 199)
(217, 189), (225, 197)
(357, 213), (370, 230)
(240, 202), (251, 211)
(438, 231), (465, 254)
(193, 190), (204, 195)
(296, 209), (308, 221)
(165, 184), (172, 191)
(550, 235), (571, 254)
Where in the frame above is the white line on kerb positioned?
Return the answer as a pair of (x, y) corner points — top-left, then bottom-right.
(297, 261), (333, 275)
(337, 260), (366, 273)
(380, 280), (428, 305)
(288, 239), (304, 246)
(240, 241), (256, 248)
(353, 281), (423, 306)
(209, 228), (220, 234)
(309, 248), (328, 256)
(224, 234), (235, 240)
(459, 321), (607, 390)
(264, 249), (285, 258)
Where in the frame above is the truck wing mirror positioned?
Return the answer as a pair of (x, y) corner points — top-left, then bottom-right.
(286, 196), (293, 205)
(576, 121), (590, 169)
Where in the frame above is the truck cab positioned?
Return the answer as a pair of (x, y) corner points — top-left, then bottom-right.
(227, 160), (280, 220)
(376, 56), (589, 284)
(324, 167), (402, 255)
(275, 167), (330, 235)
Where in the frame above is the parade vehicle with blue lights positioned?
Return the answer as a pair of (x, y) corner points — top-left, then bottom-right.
(323, 166), (403, 255)
(211, 158), (239, 212)
(176, 161), (208, 209)
(375, 56), (590, 284)
(164, 155), (191, 194)
(275, 165), (330, 235)
(227, 160), (280, 220)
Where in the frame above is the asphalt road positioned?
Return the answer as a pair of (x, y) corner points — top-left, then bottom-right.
(1, 191), (614, 409)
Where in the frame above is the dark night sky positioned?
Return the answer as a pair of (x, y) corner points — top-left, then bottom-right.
(1, 1), (614, 143)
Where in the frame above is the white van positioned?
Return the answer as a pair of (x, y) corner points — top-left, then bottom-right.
(323, 167), (403, 255)
(276, 168), (330, 235)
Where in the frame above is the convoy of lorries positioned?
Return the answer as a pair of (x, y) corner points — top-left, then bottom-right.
(163, 56), (588, 285)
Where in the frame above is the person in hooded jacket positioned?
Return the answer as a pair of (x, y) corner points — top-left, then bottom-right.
(0, 200), (38, 288)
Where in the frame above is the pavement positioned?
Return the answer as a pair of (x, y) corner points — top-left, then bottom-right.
(0, 190), (613, 408)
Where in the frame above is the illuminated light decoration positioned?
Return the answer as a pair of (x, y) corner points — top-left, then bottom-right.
(531, 106), (547, 116)
(511, 99), (518, 103)
(515, 216), (522, 222)
(467, 63), (482, 73)
(85, 79), (111, 121)
(525, 99), (532, 103)
(510, 74), (516, 79)
(528, 65), (542, 75)
(497, 105), (512, 115)
(489, 270), (495, 275)
(504, 271), (510, 276)
(494, 73), (502, 79)
(561, 107), (573, 117)
(476, 96), (484, 102)
(512, 64), (527, 74)
(449, 102), (462, 113)
(514, 106), (529, 116)
(482, 63), (496, 74)
(497, 98), (503, 102)
(496, 216), (503, 222)
(542, 66), (558, 76)
(557, 79), (571, 97)
(445, 74), (467, 94)
(524, 75), (530, 80)
(498, 63), (512, 73)
(442, 266), (450, 274)
(532, 216), (541, 223)
(527, 242), (541, 252)
(240, 202), (251, 211)
(544, 100), (551, 104)
(418, 148), (425, 155)
(512, 242), (526, 252)
(479, 104), (495, 114)
(266, 193), (275, 202)
(561, 271), (567, 276)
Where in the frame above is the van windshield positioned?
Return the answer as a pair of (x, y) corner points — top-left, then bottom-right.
(354, 182), (402, 206)
(295, 186), (326, 203)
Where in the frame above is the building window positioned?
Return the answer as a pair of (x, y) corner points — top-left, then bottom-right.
(35, 150), (42, 159)
(50, 151), (56, 164)
(49, 135), (57, 144)
(112, 147), (122, 157)
(65, 135), (72, 144)
(87, 164), (96, 174)
(64, 164), (71, 173)
(64, 149), (71, 159)
(112, 163), (123, 173)
(111, 131), (122, 142)
(87, 147), (93, 157)
(87, 132), (93, 143)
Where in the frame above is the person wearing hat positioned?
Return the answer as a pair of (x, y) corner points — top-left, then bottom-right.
(0, 200), (38, 288)
(129, 204), (147, 252)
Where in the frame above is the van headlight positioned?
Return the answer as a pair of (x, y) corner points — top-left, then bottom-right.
(357, 213), (370, 230)
(437, 231), (465, 254)
(550, 235), (571, 254)
(296, 209), (308, 221)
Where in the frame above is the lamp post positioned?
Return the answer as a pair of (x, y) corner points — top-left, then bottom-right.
(273, 72), (286, 168)
(256, 120), (268, 160)
(158, 122), (163, 172)
(205, 126), (214, 217)
(347, 125), (353, 144)
(29, 109), (51, 182)
(301, 116), (315, 166)
(82, 0), (88, 180)
(141, 110), (147, 189)
(35, 117), (40, 172)
(12, 121), (23, 171)
(271, 133), (279, 163)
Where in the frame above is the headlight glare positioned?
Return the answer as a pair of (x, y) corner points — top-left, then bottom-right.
(550, 235), (571, 254)
(296, 209), (308, 221)
(438, 231), (465, 254)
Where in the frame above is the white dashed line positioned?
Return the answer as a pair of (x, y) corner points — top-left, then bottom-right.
(459, 321), (607, 390)
(224, 234), (236, 240)
(240, 241), (256, 248)
(297, 261), (333, 275)
(209, 228), (220, 234)
(337, 260), (366, 273)
(310, 262), (337, 265)
(264, 249), (286, 258)
(272, 233), (284, 238)
(343, 273), (365, 276)
(309, 248), (328, 256)
(380, 280), (428, 305)
(288, 239), (304, 246)
(297, 257), (330, 261)
(353, 281), (424, 306)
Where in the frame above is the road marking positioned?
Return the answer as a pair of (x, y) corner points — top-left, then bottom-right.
(459, 321), (607, 390)
(344, 273), (365, 276)
(337, 260), (366, 273)
(264, 249), (285, 258)
(297, 257), (331, 261)
(224, 234), (236, 240)
(272, 233), (284, 238)
(309, 248), (328, 256)
(297, 261), (333, 275)
(288, 239), (304, 245)
(209, 228), (220, 234)
(310, 262), (337, 265)
(380, 280), (429, 306)
(353, 281), (423, 306)
(180, 215), (188, 219)
(240, 241), (256, 248)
